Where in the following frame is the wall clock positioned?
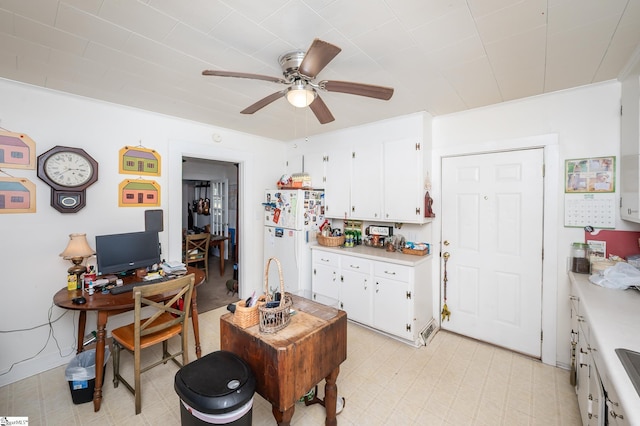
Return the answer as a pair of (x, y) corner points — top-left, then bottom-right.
(37, 146), (98, 213)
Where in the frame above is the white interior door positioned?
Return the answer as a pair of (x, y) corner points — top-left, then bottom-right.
(441, 149), (544, 357)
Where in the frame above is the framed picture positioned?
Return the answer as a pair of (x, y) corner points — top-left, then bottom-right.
(118, 179), (161, 207)
(0, 130), (36, 169)
(0, 177), (36, 213)
(119, 146), (161, 176)
(565, 156), (615, 193)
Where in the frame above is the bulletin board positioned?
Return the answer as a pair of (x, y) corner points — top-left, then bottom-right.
(564, 156), (615, 228)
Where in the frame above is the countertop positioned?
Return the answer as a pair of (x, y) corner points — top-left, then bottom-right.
(569, 272), (640, 424)
(311, 243), (432, 266)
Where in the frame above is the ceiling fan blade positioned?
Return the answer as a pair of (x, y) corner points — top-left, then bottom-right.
(240, 90), (287, 114)
(202, 70), (285, 84)
(298, 39), (342, 79)
(322, 80), (394, 100)
(309, 95), (335, 124)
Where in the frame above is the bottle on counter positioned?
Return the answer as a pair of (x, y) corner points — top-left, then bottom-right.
(570, 243), (591, 274)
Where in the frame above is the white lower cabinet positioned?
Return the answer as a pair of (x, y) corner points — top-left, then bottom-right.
(311, 250), (340, 305)
(340, 256), (373, 325)
(373, 262), (413, 340)
(312, 246), (433, 345)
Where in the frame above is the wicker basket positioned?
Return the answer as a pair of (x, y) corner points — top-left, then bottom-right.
(316, 233), (345, 247)
(402, 247), (428, 256)
(233, 295), (265, 328)
(259, 257), (293, 333)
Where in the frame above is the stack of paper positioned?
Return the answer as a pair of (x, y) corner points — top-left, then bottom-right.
(161, 261), (187, 274)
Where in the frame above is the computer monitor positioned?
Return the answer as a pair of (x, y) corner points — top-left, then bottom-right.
(95, 231), (160, 275)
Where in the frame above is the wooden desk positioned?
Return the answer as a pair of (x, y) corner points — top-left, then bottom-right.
(53, 267), (205, 412)
(209, 235), (228, 276)
(220, 295), (347, 426)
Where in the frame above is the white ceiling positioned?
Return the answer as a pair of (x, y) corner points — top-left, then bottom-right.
(1, 0), (639, 141)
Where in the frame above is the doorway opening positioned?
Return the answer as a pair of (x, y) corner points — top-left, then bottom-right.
(182, 157), (240, 312)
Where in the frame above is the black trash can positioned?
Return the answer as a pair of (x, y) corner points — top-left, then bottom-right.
(65, 347), (110, 404)
(175, 350), (256, 426)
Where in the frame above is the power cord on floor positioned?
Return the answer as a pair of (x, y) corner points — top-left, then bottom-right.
(0, 302), (75, 377)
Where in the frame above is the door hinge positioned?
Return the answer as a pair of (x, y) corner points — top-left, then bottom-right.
(313, 268), (316, 275)
(621, 104), (623, 116)
(323, 155), (329, 162)
(340, 302), (343, 309)
(406, 324), (412, 332)
(415, 207), (421, 215)
(541, 330), (543, 342)
(352, 151), (356, 159)
(542, 248), (544, 260)
(415, 143), (421, 151)
(406, 291), (412, 299)
(542, 163), (545, 177)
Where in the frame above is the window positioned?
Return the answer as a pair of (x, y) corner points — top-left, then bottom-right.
(11, 152), (24, 159)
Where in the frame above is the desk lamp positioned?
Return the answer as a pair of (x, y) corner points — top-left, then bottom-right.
(60, 233), (95, 286)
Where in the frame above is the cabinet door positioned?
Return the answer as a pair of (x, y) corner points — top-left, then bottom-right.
(620, 74), (640, 223)
(303, 152), (326, 190)
(373, 277), (412, 339)
(340, 257), (372, 324)
(311, 251), (340, 303)
(620, 154), (640, 221)
(324, 149), (351, 219)
(576, 321), (592, 426)
(351, 147), (382, 220)
(383, 139), (424, 223)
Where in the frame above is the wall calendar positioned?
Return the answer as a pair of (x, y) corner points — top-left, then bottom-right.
(564, 193), (615, 228)
(564, 156), (615, 228)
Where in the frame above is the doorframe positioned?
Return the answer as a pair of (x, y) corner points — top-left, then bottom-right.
(167, 141), (250, 298)
(432, 134), (559, 366)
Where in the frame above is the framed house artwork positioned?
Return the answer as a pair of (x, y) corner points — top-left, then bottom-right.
(0, 130), (36, 169)
(119, 146), (161, 176)
(0, 177), (36, 213)
(119, 179), (161, 207)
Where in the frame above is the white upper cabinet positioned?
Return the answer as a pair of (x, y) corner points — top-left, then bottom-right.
(323, 148), (351, 219)
(351, 146), (383, 220)
(620, 73), (640, 222)
(383, 139), (426, 223)
(287, 112), (434, 224)
(323, 138), (431, 224)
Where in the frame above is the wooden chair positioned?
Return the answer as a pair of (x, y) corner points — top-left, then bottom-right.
(184, 233), (210, 280)
(111, 274), (195, 414)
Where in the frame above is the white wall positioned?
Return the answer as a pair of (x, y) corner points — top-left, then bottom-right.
(432, 80), (640, 367)
(0, 78), (284, 386)
(286, 81), (637, 368)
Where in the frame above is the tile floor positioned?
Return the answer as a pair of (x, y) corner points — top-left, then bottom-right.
(0, 306), (581, 425)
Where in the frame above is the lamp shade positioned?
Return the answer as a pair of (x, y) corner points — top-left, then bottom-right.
(60, 233), (95, 259)
(286, 83), (316, 108)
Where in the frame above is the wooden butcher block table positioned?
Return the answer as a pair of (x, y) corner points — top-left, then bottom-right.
(220, 295), (347, 425)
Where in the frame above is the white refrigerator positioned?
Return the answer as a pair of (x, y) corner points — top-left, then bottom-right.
(263, 189), (325, 296)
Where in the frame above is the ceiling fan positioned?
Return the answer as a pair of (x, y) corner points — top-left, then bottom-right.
(202, 39), (394, 124)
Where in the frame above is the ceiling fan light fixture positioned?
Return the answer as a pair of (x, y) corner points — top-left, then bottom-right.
(286, 83), (316, 108)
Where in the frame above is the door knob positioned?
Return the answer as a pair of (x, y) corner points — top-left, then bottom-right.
(443, 252), (450, 259)
(443, 240), (450, 246)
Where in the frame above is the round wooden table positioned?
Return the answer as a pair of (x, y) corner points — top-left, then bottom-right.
(53, 267), (205, 412)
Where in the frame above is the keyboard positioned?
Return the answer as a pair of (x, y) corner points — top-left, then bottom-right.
(109, 276), (169, 295)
